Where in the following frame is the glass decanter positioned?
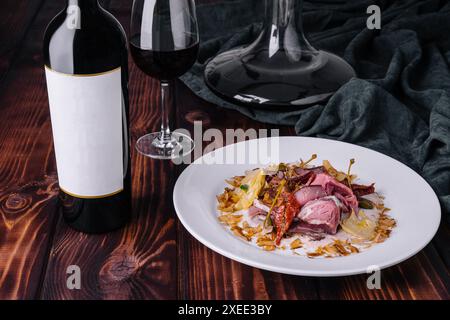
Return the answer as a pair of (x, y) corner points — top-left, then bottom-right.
(204, 0), (355, 109)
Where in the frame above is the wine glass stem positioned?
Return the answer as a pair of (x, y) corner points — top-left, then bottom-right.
(160, 81), (172, 143)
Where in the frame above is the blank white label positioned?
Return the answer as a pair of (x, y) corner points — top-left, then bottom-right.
(45, 67), (124, 198)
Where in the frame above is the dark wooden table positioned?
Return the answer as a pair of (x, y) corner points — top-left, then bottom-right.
(0, 0), (449, 300)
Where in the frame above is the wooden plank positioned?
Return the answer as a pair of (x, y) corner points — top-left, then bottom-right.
(40, 0), (178, 299)
(0, 179), (59, 300)
(0, 0), (62, 299)
(0, 0), (44, 83)
(317, 244), (450, 300)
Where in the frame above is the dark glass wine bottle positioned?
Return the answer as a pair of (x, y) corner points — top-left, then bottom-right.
(43, 0), (131, 233)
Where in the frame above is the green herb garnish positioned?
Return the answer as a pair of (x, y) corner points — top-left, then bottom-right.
(239, 184), (249, 192)
(358, 198), (374, 209)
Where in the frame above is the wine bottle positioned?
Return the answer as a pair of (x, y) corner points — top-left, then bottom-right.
(43, 0), (131, 233)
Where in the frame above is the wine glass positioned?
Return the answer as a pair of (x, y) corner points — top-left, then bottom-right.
(130, 0), (199, 159)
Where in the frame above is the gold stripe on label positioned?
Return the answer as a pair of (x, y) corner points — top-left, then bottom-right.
(44, 65), (121, 77)
(60, 187), (124, 199)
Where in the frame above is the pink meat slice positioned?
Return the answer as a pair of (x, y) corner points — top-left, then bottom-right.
(296, 196), (342, 234)
(248, 205), (267, 218)
(310, 173), (358, 214)
(294, 186), (327, 207)
(289, 221), (330, 235)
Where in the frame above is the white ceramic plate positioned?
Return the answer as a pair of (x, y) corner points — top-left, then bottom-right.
(173, 137), (441, 276)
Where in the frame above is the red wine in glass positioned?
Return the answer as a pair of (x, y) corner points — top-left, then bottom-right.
(130, 0), (199, 159)
(130, 38), (199, 81)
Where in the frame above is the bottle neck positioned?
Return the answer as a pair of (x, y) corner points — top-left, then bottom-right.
(64, 0), (101, 28)
(262, 0), (315, 52)
(265, 0), (299, 30)
(67, 0), (100, 10)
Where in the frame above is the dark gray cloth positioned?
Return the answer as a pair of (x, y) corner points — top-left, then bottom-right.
(180, 0), (450, 220)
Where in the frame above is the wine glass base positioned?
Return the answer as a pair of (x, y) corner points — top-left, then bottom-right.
(136, 132), (194, 160)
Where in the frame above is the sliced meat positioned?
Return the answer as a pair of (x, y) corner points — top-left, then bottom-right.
(294, 186), (327, 206)
(290, 166), (326, 188)
(289, 221), (329, 236)
(248, 206), (267, 218)
(267, 175), (282, 186)
(309, 166), (326, 174)
(334, 193), (354, 214)
(296, 196), (343, 234)
(286, 169), (315, 191)
(294, 166), (325, 176)
(292, 168), (315, 180)
(310, 173), (335, 188)
(276, 171), (285, 179)
(311, 173), (359, 214)
(352, 183), (375, 197)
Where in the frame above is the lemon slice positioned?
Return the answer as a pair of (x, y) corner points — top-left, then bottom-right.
(341, 211), (376, 240)
(234, 169), (265, 210)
